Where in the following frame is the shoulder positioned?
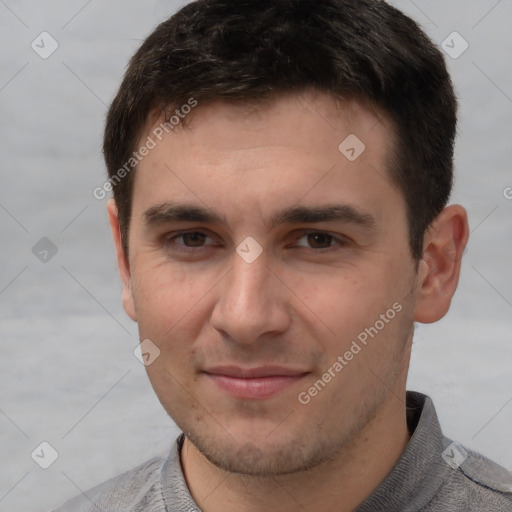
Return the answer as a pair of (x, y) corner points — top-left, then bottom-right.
(51, 455), (167, 512)
(431, 440), (512, 511)
(460, 443), (512, 495)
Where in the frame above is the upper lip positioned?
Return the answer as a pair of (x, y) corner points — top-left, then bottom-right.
(204, 365), (309, 379)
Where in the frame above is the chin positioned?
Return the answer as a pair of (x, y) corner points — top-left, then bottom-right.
(184, 428), (336, 477)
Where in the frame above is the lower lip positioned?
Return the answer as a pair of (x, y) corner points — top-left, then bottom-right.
(205, 373), (307, 399)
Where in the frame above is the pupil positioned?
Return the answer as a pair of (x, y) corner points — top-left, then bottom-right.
(184, 232), (206, 246)
(308, 233), (331, 248)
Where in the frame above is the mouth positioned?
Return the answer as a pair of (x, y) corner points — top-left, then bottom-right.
(202, 366), (310, 399)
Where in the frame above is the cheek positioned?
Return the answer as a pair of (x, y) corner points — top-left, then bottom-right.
(131, 261), (213, 339)
(292, 266), (395, 329)
(132, 264), (212, 391)
(292, 261), (412, 364)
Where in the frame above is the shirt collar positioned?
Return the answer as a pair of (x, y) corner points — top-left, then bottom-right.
(355, 391), (451, 511)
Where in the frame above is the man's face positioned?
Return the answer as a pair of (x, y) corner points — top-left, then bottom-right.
(118, 91), (421, 475)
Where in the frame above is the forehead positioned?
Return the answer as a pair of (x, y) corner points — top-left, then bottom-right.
(152, 92), (390, 152)
(131, 91), (401, 226)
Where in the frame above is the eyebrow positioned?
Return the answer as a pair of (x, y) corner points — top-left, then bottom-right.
(143, 202), (377, 230)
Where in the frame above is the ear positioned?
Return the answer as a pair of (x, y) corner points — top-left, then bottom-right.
(107, 198), (137, 322)
(413, 204), (469, 324)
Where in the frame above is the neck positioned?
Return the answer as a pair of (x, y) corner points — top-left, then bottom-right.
(180, 389), (411, 512)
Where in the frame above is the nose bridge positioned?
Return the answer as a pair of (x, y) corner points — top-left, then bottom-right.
(211, 248), (288, 342)
(226, 251), (272, 314)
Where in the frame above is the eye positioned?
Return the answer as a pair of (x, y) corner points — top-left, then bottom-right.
(294, 231), (348, 251)
(163, 231), (216, 251)
(179, 232), (208, 247)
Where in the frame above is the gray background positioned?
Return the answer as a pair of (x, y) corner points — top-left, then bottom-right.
(0, 1), (511, 510)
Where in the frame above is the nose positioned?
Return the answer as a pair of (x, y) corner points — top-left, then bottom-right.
(210, 248), (291, 346)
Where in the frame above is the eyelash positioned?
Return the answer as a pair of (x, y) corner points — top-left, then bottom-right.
(162, 230), (349, 253)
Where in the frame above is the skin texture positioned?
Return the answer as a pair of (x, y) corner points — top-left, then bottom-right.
(108, 90), (469, 512)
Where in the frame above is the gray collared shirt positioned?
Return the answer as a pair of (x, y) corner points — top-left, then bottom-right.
(52, 391), (512, 511)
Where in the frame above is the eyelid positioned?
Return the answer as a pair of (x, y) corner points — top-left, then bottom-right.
(162, 230), (218, 249)
(292, 229), (350, 250)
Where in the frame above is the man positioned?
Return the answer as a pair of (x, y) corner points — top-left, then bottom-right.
(55, 0), (512, 510)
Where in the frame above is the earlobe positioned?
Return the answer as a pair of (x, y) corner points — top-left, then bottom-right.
(413, 204), (469, 324)
(107, 199), (137, 322)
